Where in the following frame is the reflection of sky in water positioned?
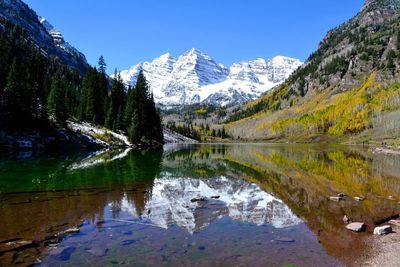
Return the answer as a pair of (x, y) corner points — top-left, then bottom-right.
(118, 175), (301, 234)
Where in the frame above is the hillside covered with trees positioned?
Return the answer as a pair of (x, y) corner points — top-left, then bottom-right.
(226, 0), (400, 145)
(0, 19), (163, 152)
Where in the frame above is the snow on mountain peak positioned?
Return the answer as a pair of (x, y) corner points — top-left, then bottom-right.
(119, 49), (303, 107)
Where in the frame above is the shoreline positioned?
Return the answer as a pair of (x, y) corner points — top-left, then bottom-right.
(354, 224), (400, 266)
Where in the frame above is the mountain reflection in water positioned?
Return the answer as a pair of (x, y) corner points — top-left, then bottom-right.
(1, 143), (400, 266)
(120, 176), (301, 233)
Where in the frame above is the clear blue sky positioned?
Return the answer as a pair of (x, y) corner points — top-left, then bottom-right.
(25, 0), (364, 74)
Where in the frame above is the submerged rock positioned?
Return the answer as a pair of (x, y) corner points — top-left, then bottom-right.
(346, 222), (366, 232)
(53, 246), (76, 261)
(87, 247), (108, 257)
(191, 197), (206, 203)
(343, 215), (350, 224)
(373, 225), (392, 235)
(275, 237), (295, 243)
(63, 227), (80, 234)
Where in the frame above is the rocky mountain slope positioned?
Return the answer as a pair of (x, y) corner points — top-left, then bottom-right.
(0, 0), (87, 73)
(119, 48), (302, 107)
(226, 0), (400, 142)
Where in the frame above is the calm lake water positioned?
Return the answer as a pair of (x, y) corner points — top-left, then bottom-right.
(1, 144), (400, 266)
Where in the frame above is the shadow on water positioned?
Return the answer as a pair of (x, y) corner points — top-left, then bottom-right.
(0, 144), (400, 266)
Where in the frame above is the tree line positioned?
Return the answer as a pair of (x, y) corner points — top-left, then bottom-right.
(0, 23), (163, 145)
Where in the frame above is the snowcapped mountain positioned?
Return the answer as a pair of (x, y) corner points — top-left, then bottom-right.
(120, 176), (301, 234)
(119, 48), (303, 107)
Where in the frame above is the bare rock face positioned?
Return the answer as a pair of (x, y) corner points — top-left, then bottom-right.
(373, 225), (392, 235)
(361, 0), (400, 13)
(346, 222), (366, 232)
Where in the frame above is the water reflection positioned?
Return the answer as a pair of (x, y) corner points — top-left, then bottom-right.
(121, 176), (301, 234)
(1, 144), (400, 266)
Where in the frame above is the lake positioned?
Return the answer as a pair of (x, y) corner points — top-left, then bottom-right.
(1, 144), (400, 266)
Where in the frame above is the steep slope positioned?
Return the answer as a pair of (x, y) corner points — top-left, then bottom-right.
(0, 0), (87, 73)
(119, 49), (302, 107)
(227, 0), (400, 142)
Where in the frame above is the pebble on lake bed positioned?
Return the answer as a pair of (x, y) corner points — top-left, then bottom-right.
(346, 222), (366, 232)
(388, 219), (400, 227)
(343, 215), (350, 224)
(373, 225), (392, 235)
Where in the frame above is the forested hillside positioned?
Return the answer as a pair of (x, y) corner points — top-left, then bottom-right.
(0, 20), (163, 151)
(226, 0), (400, 144)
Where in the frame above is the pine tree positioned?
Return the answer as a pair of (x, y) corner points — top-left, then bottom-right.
(97, 56), (108, 124)
(221, 127), (226, 138)
(387, 49), (396, 74)
(98, 56), (107, 74)
(124, 85), (134, 127)
(105, 101), (114, 130)
(127, 71), (163, 144)
(106, 71), (126, 131)
(47, 74), (67, 126)
(2, 59), (22, 128)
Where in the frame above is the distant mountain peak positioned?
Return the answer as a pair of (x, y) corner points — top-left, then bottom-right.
(119, 49), (302, 107)
(157, 52), (173, 59)
(186, 47), (206, 55)
(180, 48), (216, 63)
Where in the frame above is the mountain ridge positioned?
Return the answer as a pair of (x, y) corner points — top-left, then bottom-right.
(226, 0), (400, 142)
(0, 0), (88, 74)
(119, 49), (302, 107)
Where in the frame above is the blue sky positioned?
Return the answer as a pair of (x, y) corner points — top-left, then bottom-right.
(25, 0), (364, 74)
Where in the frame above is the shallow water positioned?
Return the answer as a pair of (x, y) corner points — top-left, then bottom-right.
(1, 144), (400, 266)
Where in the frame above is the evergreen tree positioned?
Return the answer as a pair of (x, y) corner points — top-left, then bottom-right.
(124, 86), (134, 127)
(127, 71), (163, 144)
(221, 127), (226, 138)
(47, 74), (67, 126)
(97, 56), (108, 124)
(98, 56), (107, 74)
(106, 71), (126, 131)
(387, 49), (396, 74)
(2, 59), (22, 128)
